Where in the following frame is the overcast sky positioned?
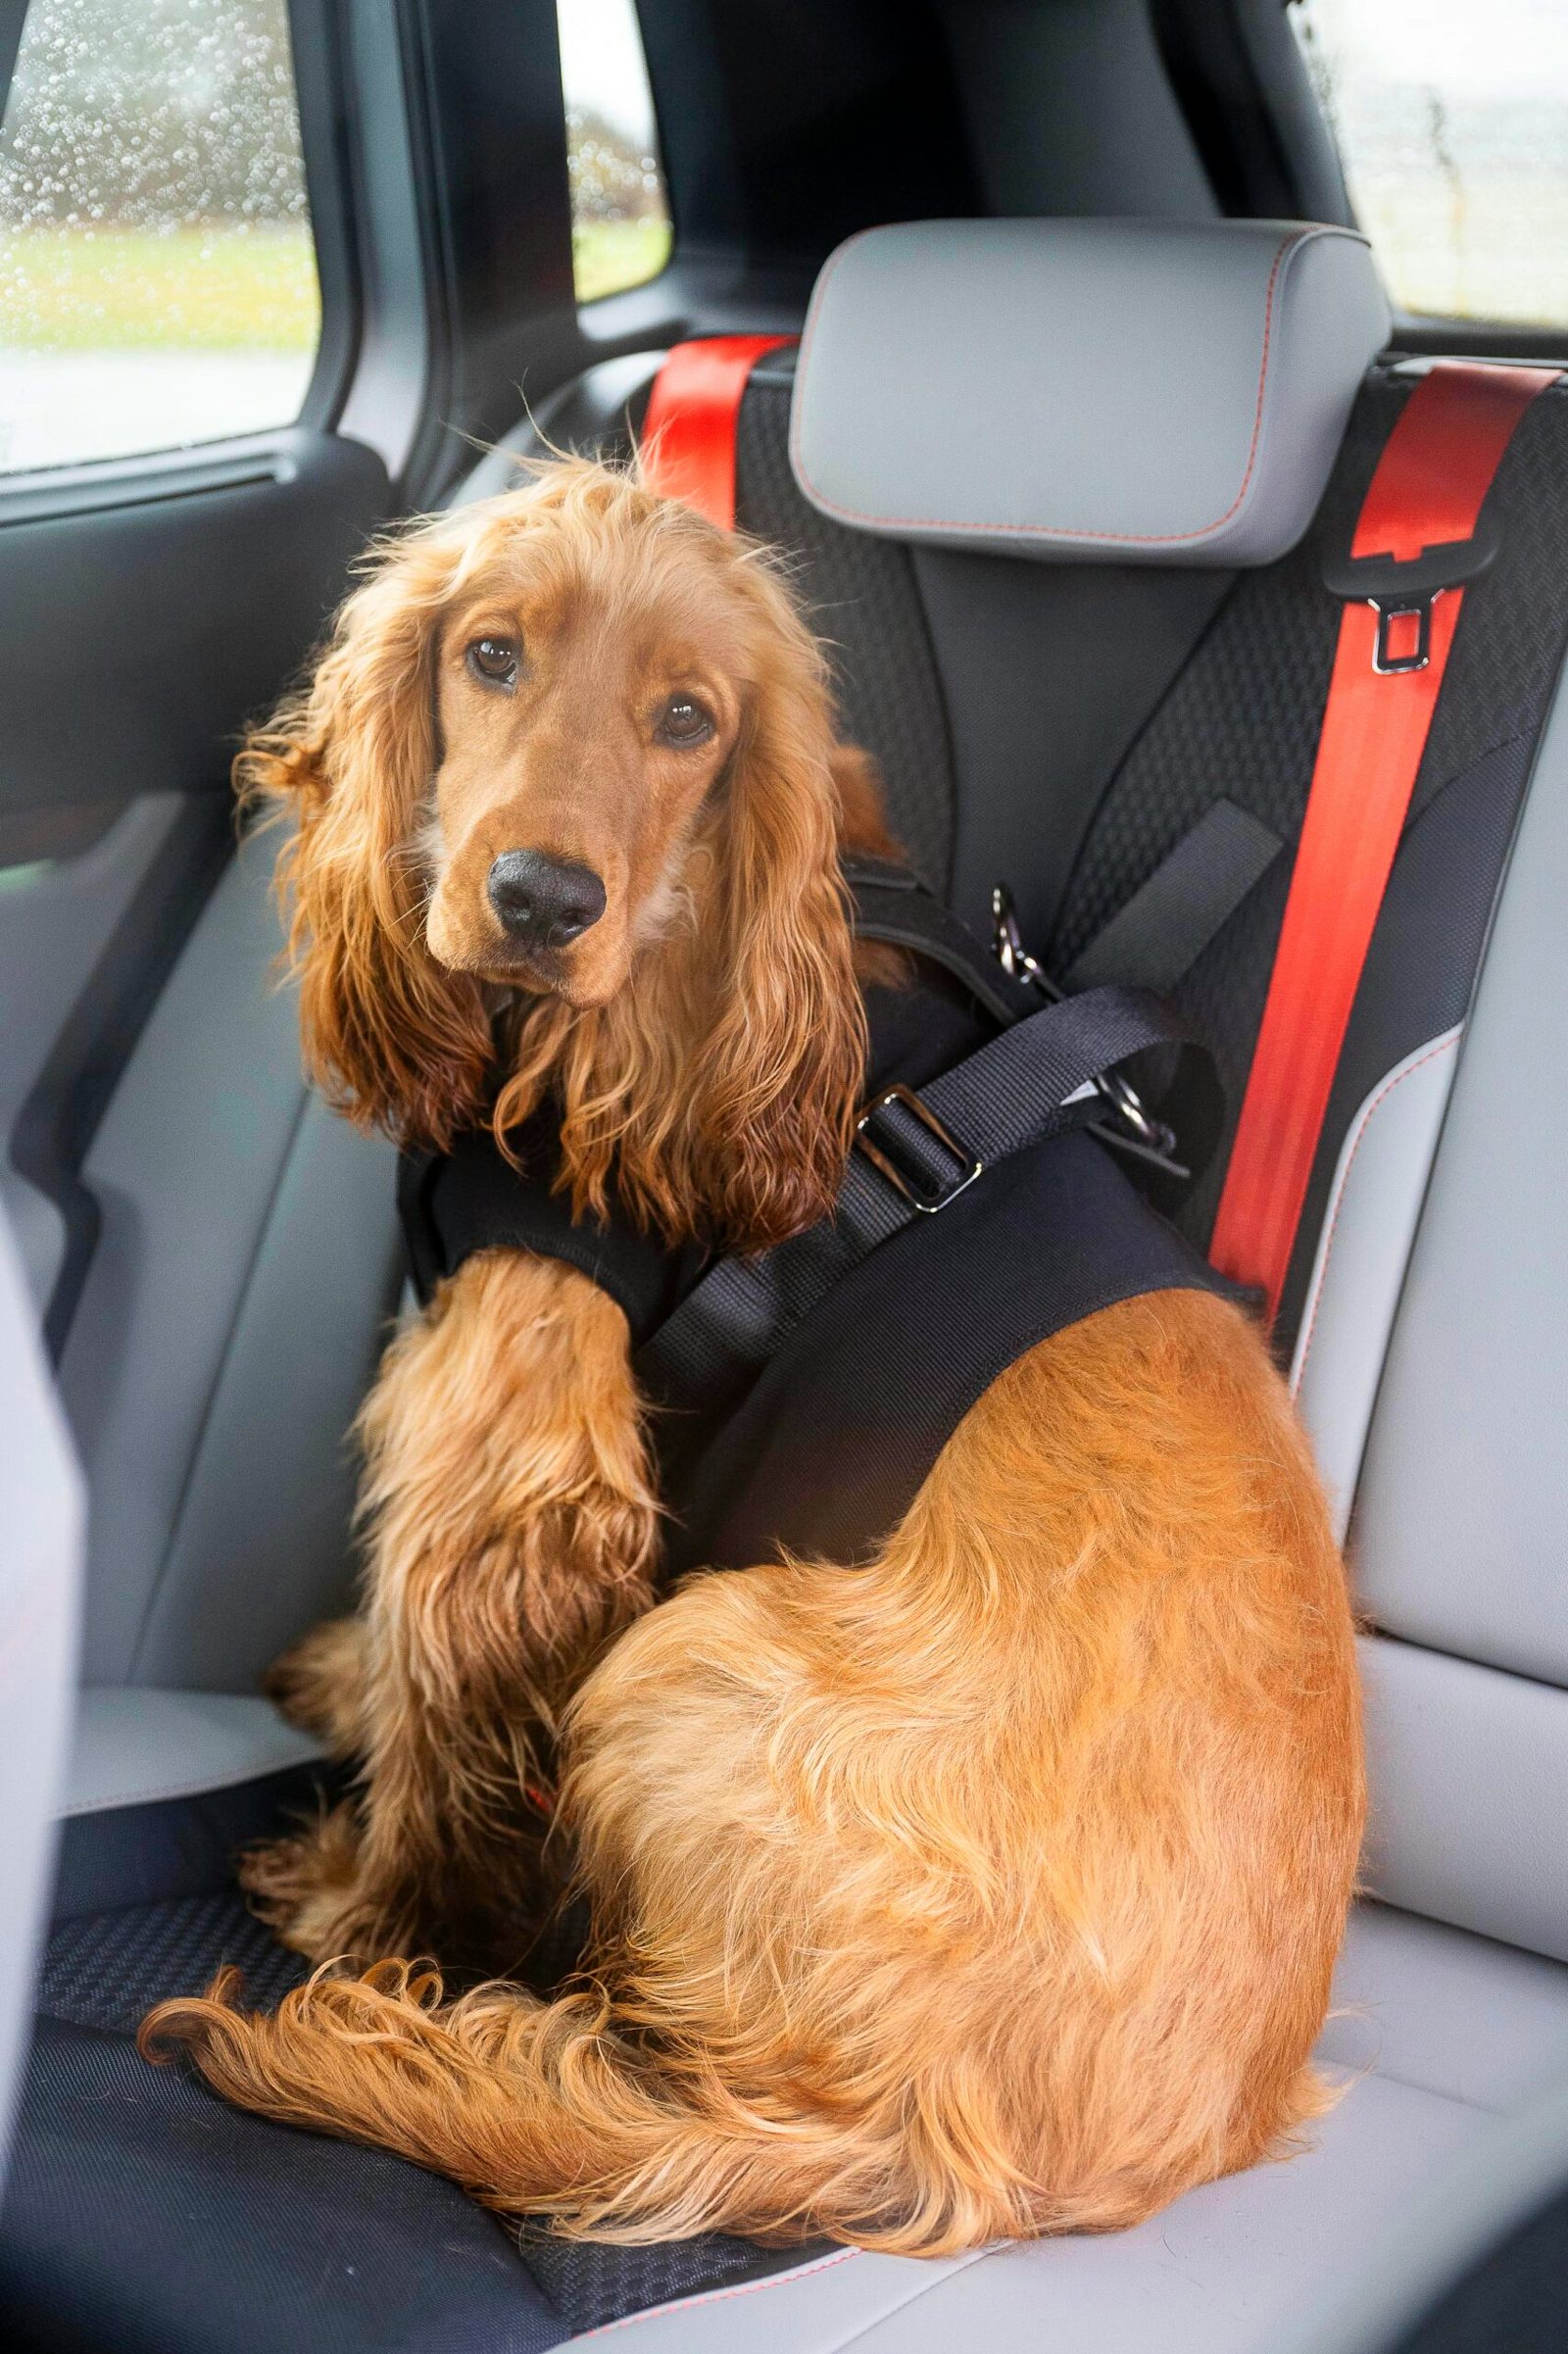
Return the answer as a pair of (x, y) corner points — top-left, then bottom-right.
(557, 0), (659, 145)
(1304, 0), (1568, 103)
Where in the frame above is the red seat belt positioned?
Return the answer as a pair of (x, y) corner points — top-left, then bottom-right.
(1209, 361), (1556, 1320)
(640, 335), (794, 530)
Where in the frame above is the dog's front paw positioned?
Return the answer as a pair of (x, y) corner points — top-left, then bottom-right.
(263, 1617), (368, 1755)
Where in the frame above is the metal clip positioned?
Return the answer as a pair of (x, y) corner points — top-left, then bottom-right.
(1369, 595), (1434, 675)
(993, 887), (1054, 995)
(991, 883), (1187, 1180)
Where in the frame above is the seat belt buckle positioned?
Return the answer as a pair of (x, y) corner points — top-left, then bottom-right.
(855, 1084), (984, 1212)
(1321, 520), (1499, 676)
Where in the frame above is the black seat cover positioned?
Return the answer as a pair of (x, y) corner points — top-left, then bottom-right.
(2, 1797), (816, 2350)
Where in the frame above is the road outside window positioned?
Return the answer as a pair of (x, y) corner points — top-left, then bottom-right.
(1291, 0), (1568, 329)
(0, 0), (320, 475)
(559, 0), (672, 305)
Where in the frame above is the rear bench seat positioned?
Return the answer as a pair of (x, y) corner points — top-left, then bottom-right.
(12, 217), (1568, 2352)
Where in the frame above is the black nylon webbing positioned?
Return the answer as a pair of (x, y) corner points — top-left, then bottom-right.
(1063, 799), (1284, 995)
(636, 983), (1200, 1417)
(845, 858), (1037, 1027)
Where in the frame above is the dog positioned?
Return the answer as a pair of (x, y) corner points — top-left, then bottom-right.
(143, 459), (1363, 2256)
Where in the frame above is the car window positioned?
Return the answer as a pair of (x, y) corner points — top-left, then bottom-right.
(1290, 0), (1568, 330)
(0, 0), (320, 475)
(558, 0), (672, 305)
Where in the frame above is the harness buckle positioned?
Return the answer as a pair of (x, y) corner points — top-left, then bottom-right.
(856, 1084), (984, 1213)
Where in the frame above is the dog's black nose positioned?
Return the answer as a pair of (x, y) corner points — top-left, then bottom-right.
(487, 851), (607, 950)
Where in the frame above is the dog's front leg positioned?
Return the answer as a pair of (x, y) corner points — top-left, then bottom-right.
(242, 1250), (660, 1973)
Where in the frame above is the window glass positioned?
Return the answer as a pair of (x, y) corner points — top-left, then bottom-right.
(558, 0), (672, 305)
(1290, 0), (1568, 328)
(0, 0), (320, 474)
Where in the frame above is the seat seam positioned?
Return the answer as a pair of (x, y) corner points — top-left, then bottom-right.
(567, 2245), (997, 2350)
(818, 2244), (994, 2352)
(791, 227), (1358, 546)
(1352, 2054), (1507, 2117)
(60, 1744), (323, 1819)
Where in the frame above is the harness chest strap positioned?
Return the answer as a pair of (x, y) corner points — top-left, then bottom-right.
(398, 879), (1227, 1576)
(1208, 361), (1558, 1320)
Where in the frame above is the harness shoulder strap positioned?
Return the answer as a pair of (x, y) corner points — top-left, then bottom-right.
(640, 336), (795, 530)
(639, 946), (1203, 1417)
(1209, 361), (1558, 1319)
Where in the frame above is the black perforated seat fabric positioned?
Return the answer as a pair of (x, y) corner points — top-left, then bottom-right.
(736, 355), (959, 894)
(1, 1784), (822, 2351)
(1048, 368), (1568, 1312)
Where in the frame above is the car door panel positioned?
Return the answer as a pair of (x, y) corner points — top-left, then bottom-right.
(0, 431), (389, 813)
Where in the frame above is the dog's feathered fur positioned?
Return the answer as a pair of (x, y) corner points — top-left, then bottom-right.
(143, 460), (1363, 2256)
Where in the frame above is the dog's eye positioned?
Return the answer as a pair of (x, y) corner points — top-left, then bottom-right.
(467, 636), (519, 689)
(655, 696), (714, 749)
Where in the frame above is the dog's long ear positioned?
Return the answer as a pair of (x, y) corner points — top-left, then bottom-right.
(686, 579), (866, 1248)
(830, 742), (905, 865)
(237, 534), (493, 1150)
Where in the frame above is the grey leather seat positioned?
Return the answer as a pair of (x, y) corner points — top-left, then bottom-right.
(539, 221), (1568, 2346)
(0, 1210), (82, 2192)
(27, 217), (1568, 2346)
(52, 819), (400, 1813)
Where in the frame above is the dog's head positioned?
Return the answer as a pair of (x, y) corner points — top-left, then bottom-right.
(243, 459), (892, 1245)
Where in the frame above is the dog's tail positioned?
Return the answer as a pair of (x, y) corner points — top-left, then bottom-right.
(141, 1957), (1329, 2251)
(139, 1960), (1022, 2255)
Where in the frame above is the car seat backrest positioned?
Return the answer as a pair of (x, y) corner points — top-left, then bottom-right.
(762, 221), (1568, 1317)
(58, 830), (402, 1695)
(774, 217), (1568, 1966)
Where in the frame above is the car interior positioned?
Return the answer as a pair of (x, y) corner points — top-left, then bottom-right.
(4, 1), (1568, 2347)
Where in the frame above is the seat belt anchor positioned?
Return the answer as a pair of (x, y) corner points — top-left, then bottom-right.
(1321, 519), (1499, 676)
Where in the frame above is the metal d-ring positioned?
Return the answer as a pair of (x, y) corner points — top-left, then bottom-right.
(991, 883), (1183, 1171)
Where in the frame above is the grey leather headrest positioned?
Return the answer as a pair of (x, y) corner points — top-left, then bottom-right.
(789, 219), (1391, 567)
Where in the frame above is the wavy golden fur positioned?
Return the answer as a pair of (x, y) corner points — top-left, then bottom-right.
(143, 459), (1363, 2257)
(241, 462), (870, 1241)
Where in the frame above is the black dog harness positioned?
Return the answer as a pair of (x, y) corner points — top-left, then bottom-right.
(399, 874), (1230, 1579)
